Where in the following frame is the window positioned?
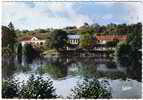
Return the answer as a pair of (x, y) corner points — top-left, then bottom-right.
(40, 42), (43, 45)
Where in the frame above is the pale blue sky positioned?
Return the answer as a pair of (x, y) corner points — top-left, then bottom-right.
(2, 1), (142, 30)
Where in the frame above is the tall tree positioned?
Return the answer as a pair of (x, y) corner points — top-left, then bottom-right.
(46, 29), (68, 50)
(8, 22), (17, 52)
(80, 34), (94, 49)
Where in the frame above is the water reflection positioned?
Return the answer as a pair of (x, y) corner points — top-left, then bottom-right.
(2, 56), (16, 80)
(37, 57), (68, 80)
(2, 55), (142, 98)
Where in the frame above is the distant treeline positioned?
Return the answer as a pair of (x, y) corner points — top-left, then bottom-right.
(14, 22), (142, 36)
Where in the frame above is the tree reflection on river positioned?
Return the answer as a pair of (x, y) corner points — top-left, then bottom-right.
(2, 55), (142, 98)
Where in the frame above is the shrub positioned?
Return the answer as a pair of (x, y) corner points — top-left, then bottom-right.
(2, 80), (19, 98)
(19, 75), (57, 99)
(2, 75), (57, 99)
(70, 78), (111, 99)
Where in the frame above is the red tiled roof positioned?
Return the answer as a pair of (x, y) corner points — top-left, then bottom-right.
(18, 36), (38, 41)
(96, 35), (128, 41)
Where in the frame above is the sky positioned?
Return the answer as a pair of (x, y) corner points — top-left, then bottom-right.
(2, 1), (143, 30)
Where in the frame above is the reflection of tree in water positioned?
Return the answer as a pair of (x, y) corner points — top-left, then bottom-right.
(118, 50), (142, 82)
(17, 64), (32, 73)
(2, 55), (33, 80)
(37, 57), (68, 80)
(67, 57), (127, 80)
(127, 60), (142, 82)
(25, 56), (34, 64)
(2, 56), (16, 80)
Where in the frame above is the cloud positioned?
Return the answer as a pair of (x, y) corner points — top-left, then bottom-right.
(2, 1), (141, 30)
(2, 2), (92, 29)
(125, 2), (143, 24)
(23, 1), (36, 8)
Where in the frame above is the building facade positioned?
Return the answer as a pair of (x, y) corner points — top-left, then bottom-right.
(67, 35), (80, 45)
(96, 35), (128, 44)
(19, 36), (46, 46)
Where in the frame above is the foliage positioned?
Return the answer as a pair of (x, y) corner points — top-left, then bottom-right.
(127, 23), (142, 51)
(2, 75), (57, 99)
(2, 22), (17, 56)
(8, 22), (17, 52)
(19, 75), (56, 98)
(46, 29), (68, 50)
(106, 39), (119, 47)
(115, 41), (132, 66)
(80, 34), (95, 49)
(2, 47), (13, 57)
(13, 22), (142, 39)
(70, 78), (111, 99)
(2, 80), (19, 98)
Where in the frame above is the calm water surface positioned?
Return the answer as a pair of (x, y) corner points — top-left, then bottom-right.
(2, 55), (142, 98)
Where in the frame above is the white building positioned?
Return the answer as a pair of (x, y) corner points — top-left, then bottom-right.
(19, 36), (46, 46)
(67, 35), (80, 45)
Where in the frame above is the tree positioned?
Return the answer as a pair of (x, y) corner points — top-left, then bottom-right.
(19, 75), (57, 98)
(70, 78), (111, 99)
(2, 80), (19, 98)
(127, 23), (142, 51)
(2, 24), (17, 56)
(46, 29), (68, 50)
(80, 34), (94, 49)
(106, 39), (119, 48)
(2, 26), (12, 47)
(8, 22), (17, 52)
(2, 75), (57, 99)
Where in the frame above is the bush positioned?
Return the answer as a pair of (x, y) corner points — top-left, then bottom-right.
(19, 75), (57, 98)
(2, 75), (57, 99)
(2, 80), (19, 98)
(70, 78), (111, 99)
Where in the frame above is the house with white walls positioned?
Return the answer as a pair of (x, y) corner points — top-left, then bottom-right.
(18, 36), (46, 47)
(67, 35), (80, 45)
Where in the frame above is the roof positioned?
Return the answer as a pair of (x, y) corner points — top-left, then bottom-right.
(18, 36), (42, 41)
(18, 36), (33, 41)
(96, 35), (128, 41)
(67, 35), (80, 39)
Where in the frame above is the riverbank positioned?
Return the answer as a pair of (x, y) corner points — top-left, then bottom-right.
(42, 49), (60, 57)
(42, 49), (115, 58)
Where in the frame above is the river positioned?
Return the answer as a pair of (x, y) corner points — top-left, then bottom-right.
(2, 55), (142, 98)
